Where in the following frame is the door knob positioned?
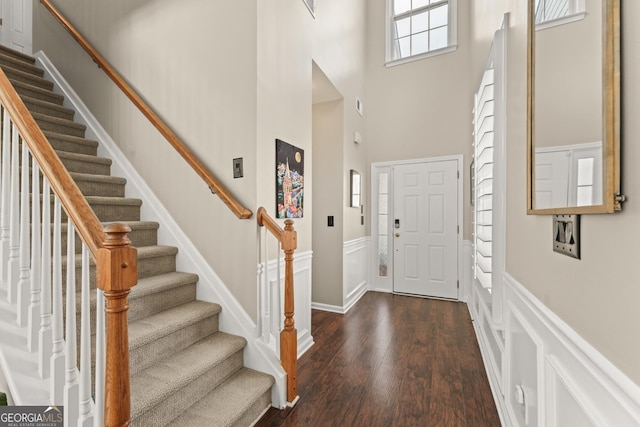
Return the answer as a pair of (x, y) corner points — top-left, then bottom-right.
(395, 233), (400, 237)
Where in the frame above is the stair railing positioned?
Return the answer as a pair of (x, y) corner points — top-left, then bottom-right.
(40, 0), (252, 220)
(0, 66), (137, 427)
(256, 207), (298, 404)
(41, 0), (300, 409)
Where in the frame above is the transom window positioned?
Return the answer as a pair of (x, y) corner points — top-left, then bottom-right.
(535, 0), (586, 26)
(387, 0), (457, 65)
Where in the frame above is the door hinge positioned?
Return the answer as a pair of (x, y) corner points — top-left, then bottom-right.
(457, 280), (460, 289)
(457, 225), (459, 234)
(457, 171), (460, 179)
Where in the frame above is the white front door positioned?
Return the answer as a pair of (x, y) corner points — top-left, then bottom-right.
(393, 159), (458, 299)
(1, 0), (32, 54)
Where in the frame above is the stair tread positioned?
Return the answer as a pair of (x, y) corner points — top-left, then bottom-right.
(56, 150), (112, 166)
(21, 94), (70, 112)
(128, 300), (221, 350)
(43, 131), (99, 148)
(130, 331), (247, 419)
(62, 244), (177, 264)
(3, 65), (53, 89)
(131, 271), (198, 299)
(32, 111), (86, 130)
(169, 368), (274, 427)
(59, 220), (158, 231)
(0, 45), (36, 64)
(0, 55), (44, 76)
(10, 80), (64, 103)
(84, 195), (143, 206)
(69, 171), (126, 184)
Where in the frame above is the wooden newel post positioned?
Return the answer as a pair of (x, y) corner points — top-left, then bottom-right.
(96, 224), (138, 427)
(281, 219), (298, 403)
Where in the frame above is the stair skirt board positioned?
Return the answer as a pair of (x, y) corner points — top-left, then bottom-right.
(0, 44), (279, 427)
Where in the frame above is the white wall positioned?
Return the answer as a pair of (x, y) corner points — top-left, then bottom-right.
(471, 0), (640, 388)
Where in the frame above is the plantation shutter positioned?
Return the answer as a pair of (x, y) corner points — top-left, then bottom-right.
(473, 67), (495, 289)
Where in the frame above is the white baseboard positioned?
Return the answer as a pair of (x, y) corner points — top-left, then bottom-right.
(469, 270), (640, 427)
(311, 237), (370, 314)
(311, 301), (347, 314)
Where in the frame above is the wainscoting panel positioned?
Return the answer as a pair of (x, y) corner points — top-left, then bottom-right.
(258, 251), (314, 358)
(343, 237), (370, 312)
(469, 266), (640, 426)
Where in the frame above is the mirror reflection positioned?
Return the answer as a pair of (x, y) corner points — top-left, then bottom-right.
(533, 0), (602, 209)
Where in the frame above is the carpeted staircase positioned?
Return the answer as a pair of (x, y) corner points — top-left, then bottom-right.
(0, 44), (274, 426)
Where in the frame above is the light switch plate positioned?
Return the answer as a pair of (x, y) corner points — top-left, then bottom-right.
(233, 157), (243, 178)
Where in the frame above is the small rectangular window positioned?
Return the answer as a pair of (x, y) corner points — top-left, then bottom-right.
(387, 0), (457, 65)
(535, 0), (586, 27)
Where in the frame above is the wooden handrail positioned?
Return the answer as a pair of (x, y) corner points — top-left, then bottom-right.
(0, 68), (104, 253)
(257, 207), (298, 403)
(40, 0), (252, 220)
(0, 66), (138, 427)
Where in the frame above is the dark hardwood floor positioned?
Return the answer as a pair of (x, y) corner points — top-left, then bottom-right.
(256, 292), (501, 427)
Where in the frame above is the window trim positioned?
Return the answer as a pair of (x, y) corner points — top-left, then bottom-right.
(385, 0), (458, 67)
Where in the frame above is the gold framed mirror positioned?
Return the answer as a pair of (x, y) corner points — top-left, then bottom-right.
(527, 0), (622, 214)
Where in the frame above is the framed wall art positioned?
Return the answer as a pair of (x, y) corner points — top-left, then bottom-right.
(276, 139), (304, 218)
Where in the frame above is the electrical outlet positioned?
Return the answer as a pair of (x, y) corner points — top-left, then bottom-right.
(328, 216), (334, 227)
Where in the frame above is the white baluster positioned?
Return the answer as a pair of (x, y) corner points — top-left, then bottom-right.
(94, 289), (105, 427)
(0, 108), (10, 291)
(78, 244), (93, 427)
(16, 142), (31, 325)
(28, 161), (41, 350)
(64, 220), (79, 426)
(50, 198), (64, 404)
(7, 124), (20, 303)
(260, 228), (271, 344)
(275, 241), (282, 355)
(39, 180), (52, 379)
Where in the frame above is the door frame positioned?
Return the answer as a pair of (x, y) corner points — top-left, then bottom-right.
(370, 155), (463, 298)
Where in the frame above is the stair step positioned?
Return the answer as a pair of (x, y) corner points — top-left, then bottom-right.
(61, 245), (177, 286)
(83, 195), (142, 222)
(0, 52), (44, 77)
(130, 332), (247, 426)
(0, 45), (37, 66)
(22, 95), (75, 121)
(59, 221), (159, 255)
(129, 272), (198, 321)
(33, 112), (86, 137)
(43, 131), (99, 156)
(169, 368), (274, 427)
(57, 150), (112, 175)
(41, 195), (142, 222)
(128, 300), (222, 375)
(12, 80), (64, 105)
(70, 172), (126, 197)
(2, 65), (53, 90)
